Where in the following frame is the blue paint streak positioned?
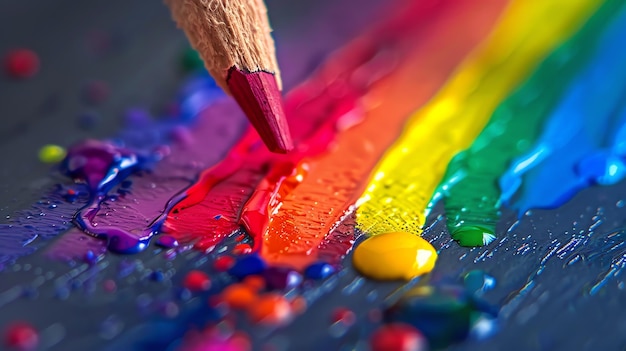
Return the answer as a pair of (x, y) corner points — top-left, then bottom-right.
(499, 9), (626, 214)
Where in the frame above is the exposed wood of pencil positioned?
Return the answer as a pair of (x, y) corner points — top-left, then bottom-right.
(165, 0), (282, 93)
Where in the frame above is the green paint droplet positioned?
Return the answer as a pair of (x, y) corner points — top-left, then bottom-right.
(452, 226), (495, 247)
(181, 48), (204, 72)
(38, 144), (66, 164)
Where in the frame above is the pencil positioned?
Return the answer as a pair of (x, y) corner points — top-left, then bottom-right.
(165, 0), (294, 153)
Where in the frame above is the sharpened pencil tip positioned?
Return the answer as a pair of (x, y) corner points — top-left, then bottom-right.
(227, 67), (294, 153)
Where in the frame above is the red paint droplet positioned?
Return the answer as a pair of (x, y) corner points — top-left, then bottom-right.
(103, 279), (117, 293)
(183, 270), (211, 292)
(370, 323), (427, 351)
(213, 255), (235, 272)
(4, 49), (39, 79)
(4, 322), (38, 351)
(331, 307), (355, 326)
(233, 243), (252, 255)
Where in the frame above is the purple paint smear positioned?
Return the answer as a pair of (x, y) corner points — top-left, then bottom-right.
(47, 99), (246, 260)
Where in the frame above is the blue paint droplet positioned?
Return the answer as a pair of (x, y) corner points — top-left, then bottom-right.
(228, 254), (267, 279)
(177, 288), (192, 301)
(84, 250), (97, 265)
(304, 262), (335, 280)
(463, 270), (496, 296)
(150, 270), (165, 282)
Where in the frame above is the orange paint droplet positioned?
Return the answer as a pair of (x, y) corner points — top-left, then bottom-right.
(233, 243), (252, 255)
(242, 275), (265, 292)
(221, 284), (257, 310)
(247, 294), (293, 326)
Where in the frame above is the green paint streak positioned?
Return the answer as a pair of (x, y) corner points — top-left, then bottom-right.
(432, 0), (623, 247)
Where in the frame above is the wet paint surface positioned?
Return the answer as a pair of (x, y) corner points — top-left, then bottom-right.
(356, 0), (600, 238)
(436, 0), (624, 246)
(164, 0), (508, 270)
(499, 5), (626, 215)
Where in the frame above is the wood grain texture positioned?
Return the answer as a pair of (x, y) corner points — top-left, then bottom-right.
(165, 0), (282, 93)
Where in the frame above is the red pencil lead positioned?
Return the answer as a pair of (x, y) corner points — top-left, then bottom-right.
(227, 67), (294, 153)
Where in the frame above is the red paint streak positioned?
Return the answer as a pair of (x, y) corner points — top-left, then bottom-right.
(163, 0), (507, 268)
(227, 68), (294, 153)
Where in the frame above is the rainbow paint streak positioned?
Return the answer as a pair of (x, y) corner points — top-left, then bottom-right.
(3, 0), (626, 280)
(356, 0), (600, 240)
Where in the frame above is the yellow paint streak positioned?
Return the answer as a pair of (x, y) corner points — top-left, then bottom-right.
(352, 231), (437, 280)
(356, 0), (600, 235)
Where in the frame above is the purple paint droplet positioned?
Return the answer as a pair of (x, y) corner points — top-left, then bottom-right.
(156, 235), (179, 249)
(106, 230), (149, 254)
(264, 266), (302, 290)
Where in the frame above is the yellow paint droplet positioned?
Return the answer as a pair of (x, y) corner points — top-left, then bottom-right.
(352, 232), (437, 281)
(38, 144), (66, 164)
